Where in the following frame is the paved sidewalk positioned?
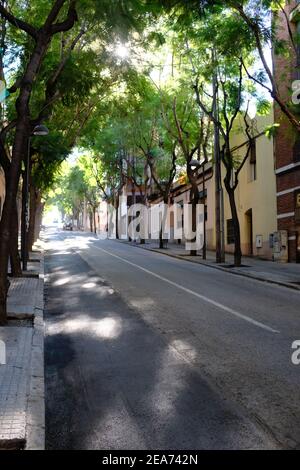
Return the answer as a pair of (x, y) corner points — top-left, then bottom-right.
(118, 240), (300, 291)
(0, 327), (32, 449)
(0, 243), (45, 450)
(8, 278), (43, 318)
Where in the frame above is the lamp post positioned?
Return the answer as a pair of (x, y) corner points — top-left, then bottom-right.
(212, 70), (225, 264)
(21, 125), (49, 271)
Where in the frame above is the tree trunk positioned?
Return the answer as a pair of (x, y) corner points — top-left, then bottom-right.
(190, 199), (198, 257)
(159, 226), (164, 249)
(115, 195), (119, 240)
(140, 195), (146, 245)
(226, 183), (242, 267)
(0, 130), (25, 325)
(93, 207), (97, 234)
(34, 201), (44, 242)
(158, 197), (168, 249)
(28, 184), (37, 252)
(188, 174), (200, 257)
(9, 199), (22, 277)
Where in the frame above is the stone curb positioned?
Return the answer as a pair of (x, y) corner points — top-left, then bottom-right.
(115, 240), (300, 292)
(25, 242), (45, 450)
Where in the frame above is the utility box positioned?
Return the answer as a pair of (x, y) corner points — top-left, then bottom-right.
(272, 230), (288, 263)
(256, 235), (263, 249)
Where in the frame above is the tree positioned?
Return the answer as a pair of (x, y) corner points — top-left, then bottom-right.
(150, 2), (266, 265)
(0, 0), (151, 324)
(29, 131), (71, 248)
(0, 0), (78, 325)
(228, 0), (300, 133)
(77, 155), (102, 233)
(156, 0), (300, 132)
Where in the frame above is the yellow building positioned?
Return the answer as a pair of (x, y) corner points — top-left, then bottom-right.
(221, 113), (277, 259)
(172, 112), (277, 260)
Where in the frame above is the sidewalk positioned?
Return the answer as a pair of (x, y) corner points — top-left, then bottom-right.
(118, 240), (300, 291)
(0, 241), (45, 450)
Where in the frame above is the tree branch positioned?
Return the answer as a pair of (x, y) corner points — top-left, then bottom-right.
(0, 136), (10, 176)
(44, 0), (68, 30)
(50, 0), (78, 35)
(275, 0), (297, 56)
(232, 2), (277, 93)
(0, 3), (38, 39)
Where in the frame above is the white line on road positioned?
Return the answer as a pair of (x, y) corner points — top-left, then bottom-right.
(91, 245), (280, 334)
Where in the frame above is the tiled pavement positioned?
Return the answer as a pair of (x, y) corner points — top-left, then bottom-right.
(0, 327), (33, 449)
(0, 247), (45, 450)
(7, 278), (42, 316)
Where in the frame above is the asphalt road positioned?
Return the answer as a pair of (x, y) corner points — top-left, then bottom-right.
(45, 229), (300, 450)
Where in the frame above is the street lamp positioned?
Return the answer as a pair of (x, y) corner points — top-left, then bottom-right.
(189, 159), (201, 171)
(21, 124), (49, 271)
(32, 124), (50, 136)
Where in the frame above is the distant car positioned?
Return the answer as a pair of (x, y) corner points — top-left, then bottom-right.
(63, 222), (73, 231)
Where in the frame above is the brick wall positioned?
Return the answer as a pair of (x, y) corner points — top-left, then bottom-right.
(273, 1), (300, 262)
(277, 191), (295, 213)
(277, 167), (300, 192)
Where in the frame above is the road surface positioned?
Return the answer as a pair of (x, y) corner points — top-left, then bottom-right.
(45, 229), (300, 449)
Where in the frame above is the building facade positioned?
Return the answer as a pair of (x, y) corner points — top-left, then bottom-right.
(101, 113), (278, 261)
(273, 0), (300, 262)
(169, 114), (277, 260)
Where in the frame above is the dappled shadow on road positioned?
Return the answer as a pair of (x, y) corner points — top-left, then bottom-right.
(44, 229), (275, 450)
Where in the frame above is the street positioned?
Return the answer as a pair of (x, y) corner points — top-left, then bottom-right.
(45, 229), (300, 450)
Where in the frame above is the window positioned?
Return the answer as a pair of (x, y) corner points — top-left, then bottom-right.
(198, 189), (207, 201)
(227, 219), (235, 245)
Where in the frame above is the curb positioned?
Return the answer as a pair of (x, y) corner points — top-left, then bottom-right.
(115, 240), (300, 292)
(25, 244), (45, 450)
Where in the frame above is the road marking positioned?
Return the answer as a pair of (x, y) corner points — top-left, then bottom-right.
(91, 245), (280, 334)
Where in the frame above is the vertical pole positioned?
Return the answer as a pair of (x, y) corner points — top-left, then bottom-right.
(213, 71), (222, 263)
(220, 182), (225, 262)
(202, 162), (207, 260)
(212, 53), (225, 264)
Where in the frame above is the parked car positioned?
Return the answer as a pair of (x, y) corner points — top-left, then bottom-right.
(63, 222), (73, 231)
